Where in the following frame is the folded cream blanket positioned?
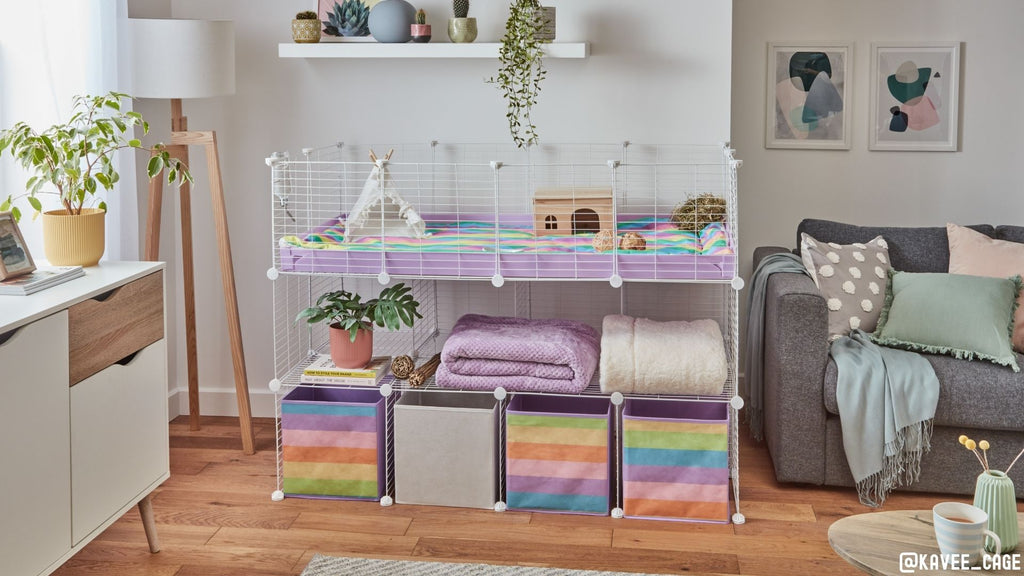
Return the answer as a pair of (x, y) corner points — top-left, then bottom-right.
(600, 315), (728, 396)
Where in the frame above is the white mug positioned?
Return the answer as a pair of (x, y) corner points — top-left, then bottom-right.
(933, 502), (1001, 566)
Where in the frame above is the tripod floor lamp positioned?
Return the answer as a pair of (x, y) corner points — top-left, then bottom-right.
(129, 18), (254, 455)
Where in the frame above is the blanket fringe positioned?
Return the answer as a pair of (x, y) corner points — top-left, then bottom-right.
(855, 418), (933, 507)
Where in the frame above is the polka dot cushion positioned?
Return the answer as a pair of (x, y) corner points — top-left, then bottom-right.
(800, 233), (891, 341)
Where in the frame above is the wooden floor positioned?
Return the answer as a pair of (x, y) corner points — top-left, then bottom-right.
(50, 415), (1015, 576)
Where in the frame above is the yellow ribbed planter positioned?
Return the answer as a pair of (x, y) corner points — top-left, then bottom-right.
(41, 208), (105, 266)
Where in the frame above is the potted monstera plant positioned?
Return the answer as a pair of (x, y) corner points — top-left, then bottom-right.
(0, 91), (190, 266)
(295, 283), (422, 368)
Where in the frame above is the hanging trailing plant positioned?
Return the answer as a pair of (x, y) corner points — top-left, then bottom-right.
(489, 0), (548, 148)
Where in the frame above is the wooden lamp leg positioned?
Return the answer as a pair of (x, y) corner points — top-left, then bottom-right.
(176, 153), (202, 433)
(175, 130), (255, 455)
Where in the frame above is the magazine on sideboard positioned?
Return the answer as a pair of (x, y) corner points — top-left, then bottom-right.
(0, 266), (85, 295)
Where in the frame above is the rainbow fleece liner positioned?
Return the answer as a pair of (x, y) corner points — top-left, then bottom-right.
(506, 395), (612, 515)
(283, 216), (732, 256)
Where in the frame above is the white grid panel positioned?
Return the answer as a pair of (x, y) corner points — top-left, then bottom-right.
(268, 142), (738, 283)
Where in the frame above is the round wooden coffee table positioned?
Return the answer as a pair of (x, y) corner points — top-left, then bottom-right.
(828, 510), (1023, 576)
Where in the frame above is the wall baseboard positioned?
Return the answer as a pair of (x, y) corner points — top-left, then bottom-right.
(168, 387), (277, 420)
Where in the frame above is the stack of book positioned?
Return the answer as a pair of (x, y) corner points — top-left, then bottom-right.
(0, 265), (85, 295)
(299, 354), (391, 385)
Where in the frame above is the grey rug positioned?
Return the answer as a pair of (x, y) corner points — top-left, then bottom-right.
(300, 554), (657, 576)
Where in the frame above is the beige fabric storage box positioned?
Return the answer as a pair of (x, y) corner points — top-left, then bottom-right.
(394, 390), (500, 509)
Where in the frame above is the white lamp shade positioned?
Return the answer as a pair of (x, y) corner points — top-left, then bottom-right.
(129, 19), (235, 99)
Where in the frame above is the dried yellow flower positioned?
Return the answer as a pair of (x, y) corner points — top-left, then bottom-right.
(959, 435), (969, 445)
(979, 440), (990, 450)
(965, 439), (977, 451)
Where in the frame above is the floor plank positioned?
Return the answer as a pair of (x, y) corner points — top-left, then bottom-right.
(45, 414), (1021, 576)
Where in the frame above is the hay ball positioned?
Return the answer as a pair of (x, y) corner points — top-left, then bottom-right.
(592, 229), (615, 252)
(670, 193), (727, 232)
(619, 231), (647, 251)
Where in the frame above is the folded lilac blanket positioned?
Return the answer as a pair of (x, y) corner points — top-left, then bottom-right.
(437, 314), (600, 393)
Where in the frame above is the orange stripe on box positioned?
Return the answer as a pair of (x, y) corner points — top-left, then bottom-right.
(623, 481), (728, 503)
(624, 498), (729, 521)
(507, 442), (607, 463)
(507, 458), (609, 480)
(283, 445), (377, 465)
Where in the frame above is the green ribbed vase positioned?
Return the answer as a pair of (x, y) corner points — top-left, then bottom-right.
(973, 470), (1018, 553)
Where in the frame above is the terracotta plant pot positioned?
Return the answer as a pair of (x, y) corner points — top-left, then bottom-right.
(411, 24), (431, 43)
(329, 324), (373, 369)
(292, 18), (321, 43)
(447, 17), (477, 43)
(41, 208), (105, 266)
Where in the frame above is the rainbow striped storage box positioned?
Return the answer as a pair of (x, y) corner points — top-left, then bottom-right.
(622, 399), (729, 522)
(506, 395), (612, 515)
(280, 386), (387, 500)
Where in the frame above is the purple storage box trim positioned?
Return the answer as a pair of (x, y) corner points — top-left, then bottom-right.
(281, 386), (388, 501)
(624, 399), (729, 423)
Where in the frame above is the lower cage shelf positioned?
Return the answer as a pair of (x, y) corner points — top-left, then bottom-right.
(273, 384), (742, 523)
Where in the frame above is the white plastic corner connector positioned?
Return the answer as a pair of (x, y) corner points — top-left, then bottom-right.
(493, 387), (508, 401)
(607, 160), (620, 169)
(265, 151), (287, 167)
(494, 501), (507, 512)
(491, 274), (505, 288)
(730, 395), (745, 410)
(731, 276), (745, 291)
(610, 391), (624, 406)
(609, 274), (623, 288)
(380, 383), (394, 398)
(380, 495), (394, 507)
(267, 267), (279, 281)
(490, 161), (503, 171)
(377, 272), (391, 285)
(268, 379), (281, 393)
(732, 512), (746, 524)
(271, 490), (284, 502)
(611, 507), (624, 519)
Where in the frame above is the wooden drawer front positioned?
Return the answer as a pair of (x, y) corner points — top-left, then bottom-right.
(71, 339), (169, 545)
(69, 270), (163, 385)
(0, 312), (72, 576)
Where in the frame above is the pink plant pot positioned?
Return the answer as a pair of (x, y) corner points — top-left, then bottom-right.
(329, 324), (374, 368)
(411, 24), (431, 43)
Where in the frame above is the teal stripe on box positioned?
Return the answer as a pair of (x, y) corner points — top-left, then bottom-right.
(507, 491), (608, 514)
(623, 446), (728, 469)
(281, 403), (378, 417)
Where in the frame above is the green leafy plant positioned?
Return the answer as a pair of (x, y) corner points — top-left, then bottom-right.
(489, 0), (549, 148)
(323, 0), (370, 37)
(453, 0), (469, 18)
(296, 10), (319, 19)
(0, 91), (190, 222)
(295, 283), (423, 342)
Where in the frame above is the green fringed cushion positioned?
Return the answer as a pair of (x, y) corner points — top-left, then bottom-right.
(872, 270), (1022, 372)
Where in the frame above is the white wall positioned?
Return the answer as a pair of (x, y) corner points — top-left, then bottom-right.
(733, 0), (1024, 279)
(129, 0), (733, 417)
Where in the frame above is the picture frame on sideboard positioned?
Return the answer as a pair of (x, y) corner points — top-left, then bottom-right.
(0, 211), (35, 281)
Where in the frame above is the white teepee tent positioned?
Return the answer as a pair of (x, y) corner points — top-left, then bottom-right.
(344, 150), (427, 242)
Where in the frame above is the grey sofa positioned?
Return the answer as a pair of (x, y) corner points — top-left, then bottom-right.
(754, 219), (1024, 498)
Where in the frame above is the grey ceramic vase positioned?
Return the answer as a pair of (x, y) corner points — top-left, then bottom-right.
(368, 0), (416, 43)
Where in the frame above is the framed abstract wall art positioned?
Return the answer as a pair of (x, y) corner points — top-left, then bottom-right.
(766, 43), (851, 150)
(869, 42), (960, 151)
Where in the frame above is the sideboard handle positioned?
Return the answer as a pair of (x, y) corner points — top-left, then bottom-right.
(115, 350), (141, 366)
(91, 287), (119, 302)
(0, 328), (17, 347)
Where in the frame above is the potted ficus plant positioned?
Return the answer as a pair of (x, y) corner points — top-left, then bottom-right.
(490, 0), (552, 147)
(295, 282), (422, 369)
(0, 91), (190, 266)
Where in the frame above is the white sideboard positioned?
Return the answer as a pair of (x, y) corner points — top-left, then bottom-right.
(0, 261), (169, 576)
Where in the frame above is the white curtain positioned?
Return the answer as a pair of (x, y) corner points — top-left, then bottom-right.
(0, 0), (138, 261)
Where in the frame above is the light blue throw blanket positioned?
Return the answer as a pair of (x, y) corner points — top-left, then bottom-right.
(831, 330), (938, 507)
(746, 252), (939, 506)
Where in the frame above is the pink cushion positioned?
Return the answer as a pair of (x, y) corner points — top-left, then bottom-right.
(947, 222), (1024, 352)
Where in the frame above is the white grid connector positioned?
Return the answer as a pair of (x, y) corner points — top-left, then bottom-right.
(267, 267), (279, 281)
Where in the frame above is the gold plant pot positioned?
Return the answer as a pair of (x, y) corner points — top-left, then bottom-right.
(41, 208), (105, 266)
(292, 19), (321, 43)
(447, 17), (477, 43)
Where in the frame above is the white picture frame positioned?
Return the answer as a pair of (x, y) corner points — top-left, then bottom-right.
(765, 42), (852, 150)
(869, 42), (960, 151)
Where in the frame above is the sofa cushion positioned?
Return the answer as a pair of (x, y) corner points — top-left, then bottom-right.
(873, 271), (1020, 371)
(799, 233), (890, 340)
(995, 225), (1024, 243)
(797, 219), (996, 273)
(823, 352), (1024, 431)
(948, 223), (1024, 352)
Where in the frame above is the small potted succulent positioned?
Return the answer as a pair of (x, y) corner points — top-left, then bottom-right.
(448, 0), (477, 43)
(323, 0), (371, 37)
(292, 10), (321, 43)
(295, 283), (422, 368)
(411, 9), (431, 43)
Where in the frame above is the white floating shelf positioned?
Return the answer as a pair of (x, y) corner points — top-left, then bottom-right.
(278, 42), (589, 59)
